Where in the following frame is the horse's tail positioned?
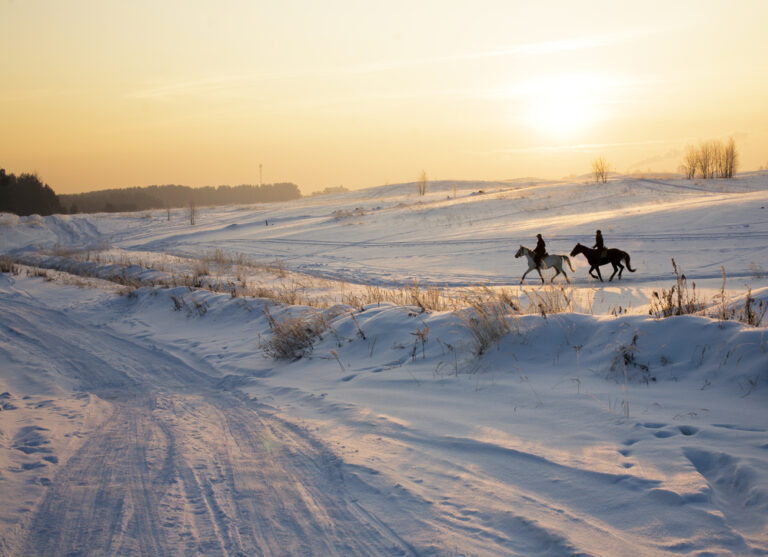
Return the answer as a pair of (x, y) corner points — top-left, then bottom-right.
(564, 255), (575, 272)
(624, 253), (636, 272)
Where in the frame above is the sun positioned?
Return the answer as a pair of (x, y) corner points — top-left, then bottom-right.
(515, 73), (609, 139)
(529, 91), (599, 138)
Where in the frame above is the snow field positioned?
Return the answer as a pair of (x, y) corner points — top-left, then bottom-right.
(1, 174), (767, 554)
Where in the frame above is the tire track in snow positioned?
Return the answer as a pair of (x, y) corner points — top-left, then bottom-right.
(20, 398), (172, 557)
(1, 283), (416, 556)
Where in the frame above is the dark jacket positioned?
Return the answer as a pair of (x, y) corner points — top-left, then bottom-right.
(593, 231), (604, 250)
(534, 236), (547, 257)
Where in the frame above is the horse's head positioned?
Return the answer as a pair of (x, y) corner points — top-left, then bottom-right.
(514, 245), (525, 258)
(570, 243), (583, 256)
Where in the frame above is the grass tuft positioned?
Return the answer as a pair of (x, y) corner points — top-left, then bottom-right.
(457, 295), (517, 356)
(649, 259), (703, 317)
(260, 305), (328, 360)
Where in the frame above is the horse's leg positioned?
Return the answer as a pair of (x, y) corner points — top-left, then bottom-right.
(520, 266), (533, 284)
(562, 266), (570, 284)
(609, 263), (620, 281)
(537, 267), (544, 284)
(594, 265), (604, 282)
(550, 266), (560, 284)
(617, 261), (624, 280)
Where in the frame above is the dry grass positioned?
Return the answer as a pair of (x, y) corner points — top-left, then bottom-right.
(0, 256), (18, 274)
(260, 305), (328, 360)
(339, 280), (459, 312)
(737, 288), (767, 327)
(651, 262), (766, 327)
(457, 289), (519, 356)
(522, 285), (594, 316)
(649, 259), (703, 317)
(12, 247), (764, 336)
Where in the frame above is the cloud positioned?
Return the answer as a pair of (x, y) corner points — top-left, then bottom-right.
(331, 26), (679, 77)
(128, 25), (681, 101)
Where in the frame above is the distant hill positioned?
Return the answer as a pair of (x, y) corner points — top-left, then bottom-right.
(60, 183), (301, 213)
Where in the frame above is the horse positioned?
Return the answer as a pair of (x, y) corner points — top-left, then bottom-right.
(569, 243), (636, 282)
(514, 245), (575, 284)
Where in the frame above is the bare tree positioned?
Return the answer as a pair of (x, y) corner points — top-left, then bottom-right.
(697, 140), (716, 179)
(417, 170), (428, 196)
(721, 136), (738, 178)
(685, 137), (739, 179)
(682, 145), (698, 179)
(592, 157), (609, 183)
(713, 140), (726, 178)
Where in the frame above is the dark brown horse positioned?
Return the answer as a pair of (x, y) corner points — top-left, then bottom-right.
(570, 243), (636, 282)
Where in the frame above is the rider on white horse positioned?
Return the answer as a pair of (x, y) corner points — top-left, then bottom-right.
(534, 234), (547, 268)
(515, 241), (574, 284)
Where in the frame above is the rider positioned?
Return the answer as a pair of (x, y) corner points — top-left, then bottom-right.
(533, 233), (547, 268)
(593, 229), (607, 259)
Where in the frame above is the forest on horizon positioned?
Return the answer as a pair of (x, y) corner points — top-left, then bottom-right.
(0, 170), (303, 216)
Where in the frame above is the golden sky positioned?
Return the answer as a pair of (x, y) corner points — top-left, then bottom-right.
(2, 0), (767, 194)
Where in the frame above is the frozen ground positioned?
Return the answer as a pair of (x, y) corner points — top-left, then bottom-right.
(1, 174), (767, 555)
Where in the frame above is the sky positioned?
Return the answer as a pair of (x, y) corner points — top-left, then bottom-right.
(2, 0), (767, 194)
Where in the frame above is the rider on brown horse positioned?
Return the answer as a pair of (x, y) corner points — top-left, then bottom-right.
(593, 230), (607, 259)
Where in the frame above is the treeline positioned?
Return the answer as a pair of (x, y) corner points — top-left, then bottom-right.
(0, 169), (63, 216)
(681, 137), (738, 179)
(60, 183), (301, 213)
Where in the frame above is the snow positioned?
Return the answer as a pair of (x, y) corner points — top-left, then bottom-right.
(1, 174), (767, 555)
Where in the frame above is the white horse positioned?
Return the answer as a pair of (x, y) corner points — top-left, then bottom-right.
(514, 245), (575, 284)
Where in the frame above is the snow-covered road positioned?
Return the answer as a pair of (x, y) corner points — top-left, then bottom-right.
(0, 280), (417, 556)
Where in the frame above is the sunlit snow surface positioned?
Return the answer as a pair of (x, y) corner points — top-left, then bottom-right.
(1, 175), (767, 555)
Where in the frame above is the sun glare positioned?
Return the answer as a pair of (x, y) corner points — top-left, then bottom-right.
(516, 74), (609, 139)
